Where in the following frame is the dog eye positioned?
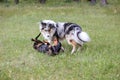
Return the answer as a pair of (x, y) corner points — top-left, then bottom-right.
(49, 24), (54, 28)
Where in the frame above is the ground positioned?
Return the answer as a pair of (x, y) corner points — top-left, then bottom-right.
(0, 1), (120, 80)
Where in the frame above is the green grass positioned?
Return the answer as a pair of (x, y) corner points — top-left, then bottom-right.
(0, 1), (120, 80)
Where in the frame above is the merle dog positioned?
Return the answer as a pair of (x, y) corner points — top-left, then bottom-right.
(31, 33), (64, 55)
(39, 20), (91, 54)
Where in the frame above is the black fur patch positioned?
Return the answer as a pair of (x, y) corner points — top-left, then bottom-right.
(64, 23), (82, 34)
(41, 22), (46, 26)
(53, 30), (59, 40)
(64, 23), (73, 32)
(49, 24), (55, 29)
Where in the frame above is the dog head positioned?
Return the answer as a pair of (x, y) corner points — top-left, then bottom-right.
(39, 20), (57, 43)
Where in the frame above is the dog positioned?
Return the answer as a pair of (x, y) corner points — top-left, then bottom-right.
(31, 33), (64, 56)
(39, 20), (91, 54)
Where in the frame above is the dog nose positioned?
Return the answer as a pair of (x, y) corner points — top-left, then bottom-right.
(47, 35), (50, 37)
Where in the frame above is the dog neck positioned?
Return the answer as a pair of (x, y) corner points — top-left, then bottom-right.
(53, 28), (59, 40)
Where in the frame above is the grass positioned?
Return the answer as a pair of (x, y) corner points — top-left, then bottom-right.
(0, 1), (120, 80)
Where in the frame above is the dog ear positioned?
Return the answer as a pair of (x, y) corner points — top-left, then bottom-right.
(41, 21), (46, 26)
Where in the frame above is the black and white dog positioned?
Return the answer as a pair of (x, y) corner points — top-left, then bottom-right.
(39, 20), (91, 54)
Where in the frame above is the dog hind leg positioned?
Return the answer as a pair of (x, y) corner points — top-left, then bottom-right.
(69, 40), (77, 54)
(77, 44), (82, 52)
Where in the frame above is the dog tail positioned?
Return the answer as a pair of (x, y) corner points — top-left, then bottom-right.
(31, 38), (35, 41)
(78, 31), (91, 42)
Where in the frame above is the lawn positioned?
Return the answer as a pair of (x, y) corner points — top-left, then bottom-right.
(0, 0), (120, 80)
